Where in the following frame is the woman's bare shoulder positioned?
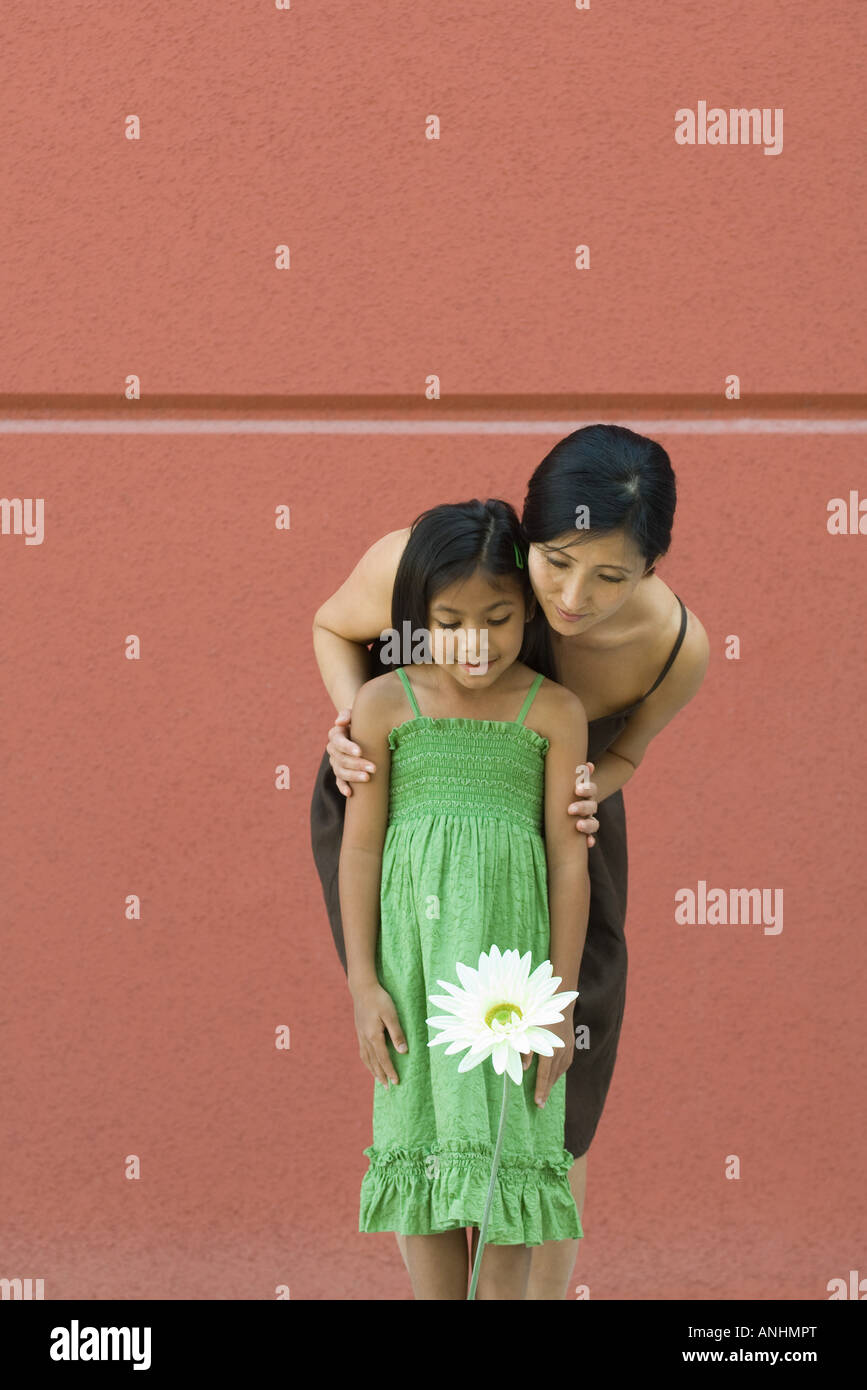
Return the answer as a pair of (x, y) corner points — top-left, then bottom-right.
(378, 525), (413, 556)
(680, 601), (709, 660)
(657, 587), (709, 685)
(313, 527), (411, 639)
(635, 591), (709, 718)
(667, 602), (709, 693)
(350, 525), (411, 584)
(640, 580), (709, 682)
(343, 526), (411, 599)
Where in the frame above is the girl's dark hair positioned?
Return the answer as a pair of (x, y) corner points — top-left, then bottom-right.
(387, 498), (557, 681)
(522, 423), (677, 573)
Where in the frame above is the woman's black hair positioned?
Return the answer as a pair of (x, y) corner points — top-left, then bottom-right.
(522, 423), (677, 573)
(388, 498), (557, 682)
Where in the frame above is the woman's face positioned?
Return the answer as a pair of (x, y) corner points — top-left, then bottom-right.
(527, 527), (651, 636)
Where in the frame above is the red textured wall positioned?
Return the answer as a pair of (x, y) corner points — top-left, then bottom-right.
(2, 0), (865, 1301)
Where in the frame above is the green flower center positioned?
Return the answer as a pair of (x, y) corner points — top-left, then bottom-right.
(485, 1002), (523, 1028)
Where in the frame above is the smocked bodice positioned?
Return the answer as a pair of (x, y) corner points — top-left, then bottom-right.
(386, 717), (549, 833)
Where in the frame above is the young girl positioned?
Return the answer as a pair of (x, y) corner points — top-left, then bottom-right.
(338, 498), (591, 1300)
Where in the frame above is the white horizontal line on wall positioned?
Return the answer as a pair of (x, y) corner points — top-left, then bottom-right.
(0, 418), (865, 434)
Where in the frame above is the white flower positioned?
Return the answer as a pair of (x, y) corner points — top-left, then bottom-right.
(426, 944), (579, 1086)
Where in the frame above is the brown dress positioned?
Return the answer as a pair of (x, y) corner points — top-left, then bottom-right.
(309, 597), (688, 1160)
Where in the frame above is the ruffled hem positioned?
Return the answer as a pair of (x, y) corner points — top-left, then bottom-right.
(359, 1140), (582, 1246)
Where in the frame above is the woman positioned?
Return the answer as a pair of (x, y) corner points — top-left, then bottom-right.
(310, 423), (709, 1298)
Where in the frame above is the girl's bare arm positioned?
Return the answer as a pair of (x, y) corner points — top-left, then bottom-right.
(532, 685), (591, 1106)
(338, 676), (409, 1088)
(338, 678), (393, 990)
(542, 688), (591, 992)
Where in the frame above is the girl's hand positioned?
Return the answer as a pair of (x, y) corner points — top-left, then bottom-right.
(522, 1010), (576, 1108)
(567, 762), (598, 847)
(327, 708), (377, 797)
(351, 980), (407, 1087)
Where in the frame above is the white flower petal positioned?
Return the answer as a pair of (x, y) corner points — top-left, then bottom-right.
(455, 961), (479, 992)
(426, 996), (463, 1014)
(433, 979), (469, 999)
(522, 1026), (562, 1054)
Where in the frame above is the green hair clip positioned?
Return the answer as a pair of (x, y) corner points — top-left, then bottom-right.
(513, 542), (525, 569)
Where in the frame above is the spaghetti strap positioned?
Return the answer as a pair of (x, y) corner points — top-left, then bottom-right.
(515, 672), (545, 725)
(396, 666), (423, 718)
(641, 596), (688, 701)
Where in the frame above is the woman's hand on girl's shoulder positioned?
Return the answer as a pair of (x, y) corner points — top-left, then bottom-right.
(327, 672), (400, 796)
(568, 761), (598, 847)
(327, 708), (376, 797)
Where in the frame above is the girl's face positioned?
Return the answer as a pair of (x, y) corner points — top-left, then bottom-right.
(427, 567), (532, 686)
(527, 527), (652, 636)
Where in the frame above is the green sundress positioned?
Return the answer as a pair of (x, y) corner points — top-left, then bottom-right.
(358, 666), (582, 1246)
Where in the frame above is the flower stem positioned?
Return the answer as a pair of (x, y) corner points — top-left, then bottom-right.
(467, 1069), (510, 1300)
